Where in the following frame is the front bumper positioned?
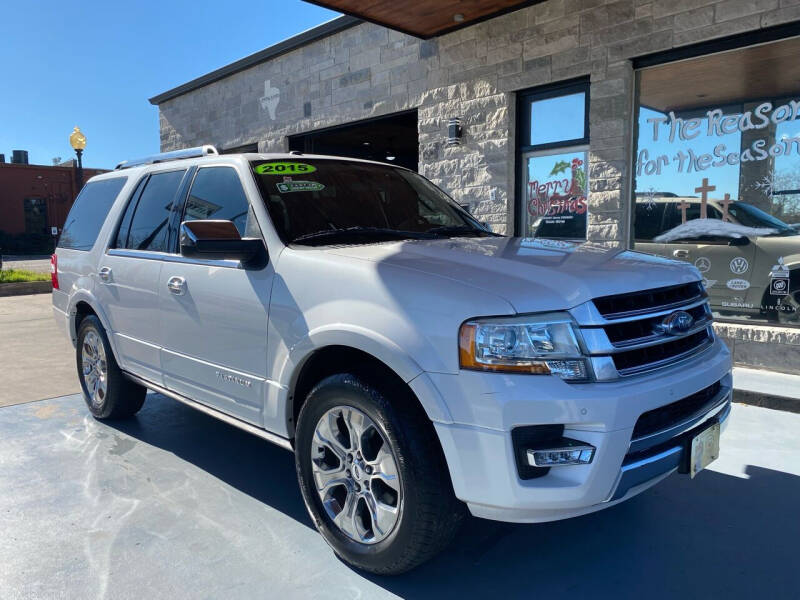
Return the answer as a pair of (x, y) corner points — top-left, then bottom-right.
(427, 337), (732, 523)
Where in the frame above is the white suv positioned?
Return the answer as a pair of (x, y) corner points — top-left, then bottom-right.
(53, 146), (732, 573)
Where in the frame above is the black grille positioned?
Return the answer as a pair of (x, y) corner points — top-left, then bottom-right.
(633, 380), (722, 439)
(593, 282), (704, 319)
(612, 329), (711, 373)
(604, 303), (709, 344)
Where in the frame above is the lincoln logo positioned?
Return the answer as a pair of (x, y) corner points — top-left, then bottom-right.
(660, 311), (695, 336)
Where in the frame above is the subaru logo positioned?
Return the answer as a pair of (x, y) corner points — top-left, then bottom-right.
(660, 311), (694, 336)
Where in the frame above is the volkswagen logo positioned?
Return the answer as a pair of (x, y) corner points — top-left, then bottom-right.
(659, 310), (694, 336)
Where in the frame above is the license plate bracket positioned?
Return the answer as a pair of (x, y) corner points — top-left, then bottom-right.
(687, 421), (721, 478)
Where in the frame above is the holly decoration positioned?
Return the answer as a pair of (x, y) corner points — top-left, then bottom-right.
(549, 160), (570, 176)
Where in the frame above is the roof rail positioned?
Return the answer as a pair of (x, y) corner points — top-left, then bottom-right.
(114, 145), (219, 170)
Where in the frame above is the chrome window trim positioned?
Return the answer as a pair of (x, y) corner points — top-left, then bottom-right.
(107, 248), (242, 269)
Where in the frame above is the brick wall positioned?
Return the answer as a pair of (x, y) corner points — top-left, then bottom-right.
(157, 0), (800, 242)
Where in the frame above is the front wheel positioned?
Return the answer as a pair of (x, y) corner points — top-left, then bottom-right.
(294, 373), (464, 574)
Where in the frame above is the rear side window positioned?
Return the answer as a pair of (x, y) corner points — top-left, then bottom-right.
(183, 167), (251, 237)
(58, 177), (127, 251)
(120, 170), (185, 252)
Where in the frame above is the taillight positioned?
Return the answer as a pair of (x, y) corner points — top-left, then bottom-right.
(50, 254), (59, 290)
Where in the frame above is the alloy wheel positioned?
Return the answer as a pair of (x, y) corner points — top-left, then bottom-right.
(81, 330), (108, 407)
(311, 405), (402, 544)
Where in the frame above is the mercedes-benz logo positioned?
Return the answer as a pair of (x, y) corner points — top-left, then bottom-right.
(658, 310), (695, 336)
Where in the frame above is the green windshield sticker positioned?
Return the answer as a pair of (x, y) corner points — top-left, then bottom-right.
(255, 162), (317, 175)
(276, 181), (325, 193)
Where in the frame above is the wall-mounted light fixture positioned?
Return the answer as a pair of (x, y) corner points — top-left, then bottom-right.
(447, 117), (463, 147)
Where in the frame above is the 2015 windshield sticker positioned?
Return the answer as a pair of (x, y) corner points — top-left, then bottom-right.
(276, 180), (325, 193)
(255, 162), (317, 175)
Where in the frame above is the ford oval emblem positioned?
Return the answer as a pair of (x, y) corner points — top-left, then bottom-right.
(661, 310), (694, 335)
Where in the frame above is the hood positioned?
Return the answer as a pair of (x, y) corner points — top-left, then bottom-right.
(325, 237), (701, 314)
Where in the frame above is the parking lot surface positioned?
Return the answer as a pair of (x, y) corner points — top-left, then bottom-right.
(1, 255), (51, 273)
(1, 394), (797, 599)
(0, 294), (80, 407)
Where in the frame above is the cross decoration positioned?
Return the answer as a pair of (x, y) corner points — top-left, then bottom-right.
(694, 178), (716, 220)
(678, 177), (717, 224)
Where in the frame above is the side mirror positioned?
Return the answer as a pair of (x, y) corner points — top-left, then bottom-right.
(180, 220), (267, 267)
(728, 236), (751, 246)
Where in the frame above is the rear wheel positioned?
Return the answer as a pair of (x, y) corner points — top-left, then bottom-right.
(76, 315), (146, 419)
(294, 373), (464, 574)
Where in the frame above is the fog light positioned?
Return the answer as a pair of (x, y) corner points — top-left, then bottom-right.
(527, 441), (595, 467)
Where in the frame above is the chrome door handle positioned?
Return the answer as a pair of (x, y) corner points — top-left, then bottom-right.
(673, 249), (690, 259)
(98, 266), (112, 282)
(167, 276), (186, 295)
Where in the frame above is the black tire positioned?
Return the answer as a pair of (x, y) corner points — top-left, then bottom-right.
(295, 372), (465, 575)
(76, 315), (146, 420)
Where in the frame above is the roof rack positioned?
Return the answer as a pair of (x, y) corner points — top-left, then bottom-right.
(114, 145), (219, 170)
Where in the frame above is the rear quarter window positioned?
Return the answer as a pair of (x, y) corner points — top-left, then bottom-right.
(58, 177), (128, 251)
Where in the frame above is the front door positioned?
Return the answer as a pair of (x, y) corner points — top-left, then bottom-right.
(158, 164), (272, 426)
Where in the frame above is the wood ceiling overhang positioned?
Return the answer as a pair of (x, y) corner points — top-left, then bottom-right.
(639, 36), (800, 114)
(304, 0), (542, 39)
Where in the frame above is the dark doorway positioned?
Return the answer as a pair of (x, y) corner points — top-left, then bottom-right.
(289, 110), (418, 171)
(24, 198), (47, 234)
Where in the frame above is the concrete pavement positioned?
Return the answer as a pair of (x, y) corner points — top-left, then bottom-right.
(0, 293), (80, 407)
(0, 394), (797, 599)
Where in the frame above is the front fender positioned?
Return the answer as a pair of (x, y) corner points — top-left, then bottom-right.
(262, 325), (455, 438)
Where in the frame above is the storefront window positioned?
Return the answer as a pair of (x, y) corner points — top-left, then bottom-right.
(632, 37), (800, 327)
(519, 81), (589, 240)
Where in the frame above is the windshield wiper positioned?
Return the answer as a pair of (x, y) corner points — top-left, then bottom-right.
(291, 227), (437, 245)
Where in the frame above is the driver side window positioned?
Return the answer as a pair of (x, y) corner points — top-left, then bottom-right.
(183, 167), (260, 238)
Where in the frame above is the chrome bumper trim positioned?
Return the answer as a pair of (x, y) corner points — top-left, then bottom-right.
(605, 394), (731, 502)
(628, 387), (731, 455)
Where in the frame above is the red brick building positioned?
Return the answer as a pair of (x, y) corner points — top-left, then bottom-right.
(0, 161), (106, 253)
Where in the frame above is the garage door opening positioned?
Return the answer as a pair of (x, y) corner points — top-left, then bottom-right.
(289, 110), (418, 171)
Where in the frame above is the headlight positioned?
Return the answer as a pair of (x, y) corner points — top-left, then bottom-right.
(458, 313), (590, 381)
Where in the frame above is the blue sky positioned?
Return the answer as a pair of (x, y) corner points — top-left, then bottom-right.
(0, 1), (339, 169)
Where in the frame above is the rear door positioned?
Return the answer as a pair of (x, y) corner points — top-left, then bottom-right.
(96, 168), (190, 384)
(158, 164), (272, 426)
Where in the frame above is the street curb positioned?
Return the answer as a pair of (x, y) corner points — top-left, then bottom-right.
(733, 390), (800, 414)
(0, 281), (52, 297)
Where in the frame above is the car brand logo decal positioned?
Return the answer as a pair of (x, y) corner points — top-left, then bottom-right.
(694, 257), (711, 273)
(659, 310), (695, 336)
(726, 278), (751, 291)
(730, 257), (749, 274)
(702, 278), (717, 289)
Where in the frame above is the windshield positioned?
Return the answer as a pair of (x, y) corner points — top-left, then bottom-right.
(728, 202), (797, 235)
(251, 159), (489, 245)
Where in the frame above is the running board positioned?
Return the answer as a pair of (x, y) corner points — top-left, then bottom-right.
(123, 372), (294, 451)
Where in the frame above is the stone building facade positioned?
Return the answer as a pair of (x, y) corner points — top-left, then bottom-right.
(152, 0), (800, 372)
